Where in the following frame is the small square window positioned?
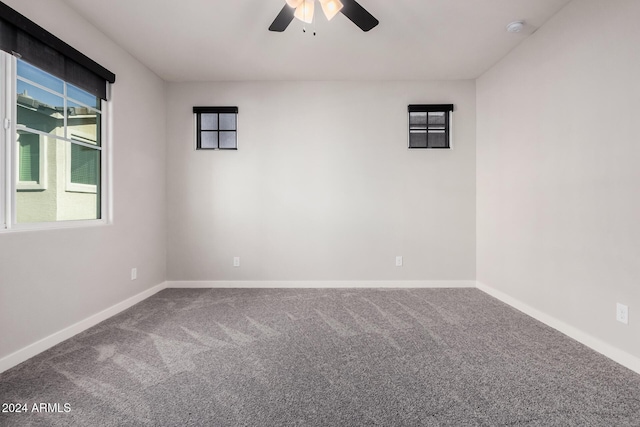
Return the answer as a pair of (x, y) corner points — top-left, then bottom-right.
(194, 107), (238, 150)
(408, 104), (453, 149)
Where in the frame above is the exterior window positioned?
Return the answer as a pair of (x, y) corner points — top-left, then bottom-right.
(0, 1), (115, 231)
(17, 131), (47, 190)
(12, 58), (104, 224)
(194, 106), (238, 150)
(408, 104), (454, 149)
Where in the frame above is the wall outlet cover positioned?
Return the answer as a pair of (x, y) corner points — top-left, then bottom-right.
(395, 256), (403, 267)
(616, 303), (628, 325)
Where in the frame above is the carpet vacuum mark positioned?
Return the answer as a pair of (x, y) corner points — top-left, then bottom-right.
(1, 288), (640, 426)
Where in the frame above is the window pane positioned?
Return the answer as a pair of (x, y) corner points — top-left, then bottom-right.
(15, 59), (104, 225)
(18, 132), (40, 182)
(201, 131), (218, 149)
(219, 113), (236, 131)
(67, 84), (100, 109)
(409, 107), (451, 149)
(17, 60), (64, 94)
(428, 131), (448, 148)
(219, 131), (236, 149)
(16, 139), (101, 223)
(64, 144), (100, 221)
(17, 81), (64, 135)
(409, 131), (427, 148)
(409, 112), (427, 127)
(201, 114), (217, 130)
(428, 112), (446, 125)
(71, 144), (99, 185)
(68, 101), (101, 147)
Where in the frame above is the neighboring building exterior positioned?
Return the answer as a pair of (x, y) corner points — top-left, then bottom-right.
(16, 90), (100, 223)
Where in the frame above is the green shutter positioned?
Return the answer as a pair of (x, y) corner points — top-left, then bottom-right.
(18, 134), (40, 182)
(71, 143), (98, 185)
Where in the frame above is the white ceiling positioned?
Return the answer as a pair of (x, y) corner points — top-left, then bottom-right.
(61, 0), (571, 82)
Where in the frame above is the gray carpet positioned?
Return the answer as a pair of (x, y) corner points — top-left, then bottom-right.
(1, 288), (640, 426)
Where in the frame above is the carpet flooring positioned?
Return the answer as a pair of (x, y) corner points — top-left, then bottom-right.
(1, 288), (639, 426)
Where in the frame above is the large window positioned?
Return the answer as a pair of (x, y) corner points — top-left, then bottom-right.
(9, 58), (103, 224)
(0, 2), (115, 231)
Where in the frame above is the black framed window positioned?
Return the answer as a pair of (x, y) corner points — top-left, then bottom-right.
(194, 107), (238, 150)
(408, 104), (454, 149)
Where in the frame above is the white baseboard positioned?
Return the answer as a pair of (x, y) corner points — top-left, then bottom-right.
(476, 281), (640, 375)
(0, 281), (167, 374)
(166, 280), (477, 289)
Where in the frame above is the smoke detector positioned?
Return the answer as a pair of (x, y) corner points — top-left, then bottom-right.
(506, 21), (525, 33)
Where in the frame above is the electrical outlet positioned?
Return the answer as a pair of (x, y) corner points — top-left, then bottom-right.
(616, 303), (628, 325)
(233, 257), (240, 267)
(131, 268), (137, 281)
(395, 256), (403, 267)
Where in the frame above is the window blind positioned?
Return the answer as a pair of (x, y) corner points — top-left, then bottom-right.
(408, 104), (454, 113)
(71, 143), (98, 185)
(0, 1), (116, 100)
(193, 107), (239, 114)
(18, 135), (39, 182)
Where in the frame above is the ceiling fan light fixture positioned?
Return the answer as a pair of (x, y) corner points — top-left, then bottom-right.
(319, 0), (343, 21)
(269, 0), (378, 33)
(285, 0), (303, 8)
(294, 0), (315, 24)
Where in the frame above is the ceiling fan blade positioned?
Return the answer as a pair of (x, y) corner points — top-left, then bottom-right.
(340, 0), (379, 32)
(269, 4), (295, 32)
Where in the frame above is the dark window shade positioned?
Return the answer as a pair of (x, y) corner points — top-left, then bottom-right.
(193, 107), (239, 114)
(408, 104), (454, 113)
(0, 1), (115, 100)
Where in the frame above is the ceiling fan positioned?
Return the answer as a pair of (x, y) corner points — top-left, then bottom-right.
(269, 0), (379, 32)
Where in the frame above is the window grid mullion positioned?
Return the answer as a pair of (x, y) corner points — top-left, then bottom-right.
(16, 125), (102, 151)
(16, 76), (64, 98)
(65, 96), (101, 114)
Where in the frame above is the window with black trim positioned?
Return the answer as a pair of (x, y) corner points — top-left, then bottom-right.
(194, 107), (238, 150)
(408, 104), (454, 149)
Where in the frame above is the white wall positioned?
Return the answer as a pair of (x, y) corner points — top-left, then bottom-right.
(166, 81), (476, 283)
(0, 0), (167, 363)
(477, 0), (640, 360)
